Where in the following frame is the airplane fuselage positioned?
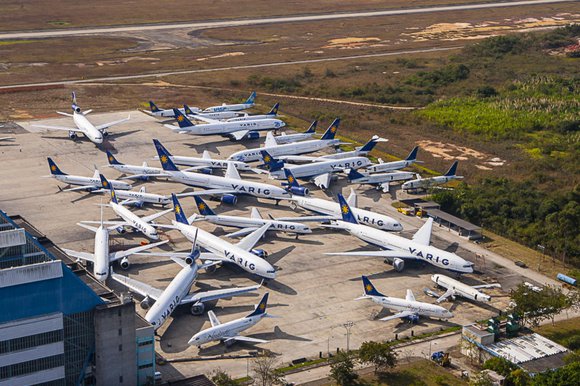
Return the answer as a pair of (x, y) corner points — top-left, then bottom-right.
(270, 156), (371, 180)
(402, 175), (462, 191)
(190, 111), (240, 120)
(431, 274), (491, 302)
(53, 174), (131, 190)
(172, 118), (285, 136)
(367, 159), (416, 173)
(110, 190), (170, 205)
(273, 132), (315, 145)
(157, 155), (252, 171)
(368, 295), (453, 319)
(110, 164), (163, 177)
(189, 315), (263, 346)
(204, 215), (312, 235)
(226, 114), (274, 122)
(203, 102), (254, 113)
(351, 171), (415, 185)
(228, 139), (340, 163)
(111, 202), (159, 239)
(93, 226), (110, 281)
(73, 112), (103, 144)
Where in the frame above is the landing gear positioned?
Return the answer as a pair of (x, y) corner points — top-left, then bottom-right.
(102, 129), (109, 137)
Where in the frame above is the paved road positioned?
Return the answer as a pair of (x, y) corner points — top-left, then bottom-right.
(0, 46), (461, 90)
(0, 0), (571, 40)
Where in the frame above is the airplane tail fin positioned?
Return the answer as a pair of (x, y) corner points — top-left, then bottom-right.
(347, 168), (365, 181)
(47, 157), (66, 176)
(250, 207), (262, 219)
(171, 194), (189, 224)
(321, 118), (340, 140)
(406, 146), (419, 161)
(337, 194), (358, 224)
(260, 150), (284, 172)
(193, 195), (215, 216)
(284, 168), (300, 188)
(106, 150), (123, 165)
(183, 104), (195, 115)
(71, 91), (79, 112)
(153, 139), (179, 171)
(98, 174), (112, 191)
(267, 103), (279, 115)
(149, 101), (161, 113)
(305, 120), (317, 134)
(444, 161), (459, 177)
(172, 109), (195, 128)
(362, 275), (384, 297)
(245, 91), (257, 105)
(359, 136), (381, 153)
(247, 293), (269, 317)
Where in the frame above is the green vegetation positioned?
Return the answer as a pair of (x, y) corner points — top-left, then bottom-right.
(483, 357), (531, 386)
(330, 351), (359, 386)
(509, 283), (577, 327)
(211, 369), (239, 386)
(358, 341), (398, 375)
(276, 358), (327, 374)
(529, 361), (580, 385)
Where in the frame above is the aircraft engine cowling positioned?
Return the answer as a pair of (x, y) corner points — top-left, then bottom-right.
(140, 296), (151, 310)
(132, 201), (145, 209)
(405, 314), (420, 324)
(185, 256), (194, 266)
(116, 226), (126, 234)
(102, 129), (109, 137)
(245, 131), (260, 140)
(251, 248), (268, 258)
(199, 168), (213, 175)
(138, 176), (150, 182)
(68, 131), (78, 139)
(289, 186), (309, 196)
(393, 258), (405, 272)
(221, 194), (238, 205)
(120, 257), (130, 270)
(190, 302), (205, 315)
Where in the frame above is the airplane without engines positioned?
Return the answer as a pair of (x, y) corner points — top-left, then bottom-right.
(347, 168), (415, 193)
(183, 104), (240, 120)
(46, 157), (131, 192)
(105, 151), (167, 181)
(367, 146), (420, 173)
(145, 101), (200, 118)
(425, 274), (501, 303)
(270, 120), (317, 145)
(278, 135), (386, 163)
(402, 161), (463, 191)
(203, 91), (256, 113)
(224, 103), (279, 122)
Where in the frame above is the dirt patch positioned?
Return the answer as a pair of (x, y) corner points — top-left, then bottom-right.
(197, 52), (245, 61)
(323, 37), (381, 49)
(417, 140), (505, 169)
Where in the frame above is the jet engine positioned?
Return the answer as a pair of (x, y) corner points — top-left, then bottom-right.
(102, 129), (109, 137)
(120, 257), (130, 270)
(245, 131), (260, 140)
(288, 186), (309, 196)
(221, 194), (238, 205)
(392, 258), (405, 272)
(140, 296), (151, 310)
(190, 302), (205, 315)
(251, 248), (268, 258)
(405, 314), (420, 324)
(116, 226), (126, 234)
(131, 201), (145, 209)
(68, 131), (78, 139)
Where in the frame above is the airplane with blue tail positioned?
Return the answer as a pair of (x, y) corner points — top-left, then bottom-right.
(203, 91), (257, 113)
(144, 101), (200, 118)
(104, 150), (168, 181)
(269, 120), (317, 145)
(367, 146), (421, 173)
(278, 135), (387, 163)
(45, 157), (132, 192)
(402, 161), (463, 191)
(347, 168), (415, 193)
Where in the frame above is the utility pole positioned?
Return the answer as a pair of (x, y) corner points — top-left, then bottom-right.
(343, 321), (354, 352)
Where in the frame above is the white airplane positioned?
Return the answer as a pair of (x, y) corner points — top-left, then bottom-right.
(111, 243), (261, 330)
(189, 292), (274, 347)
(357, 276), (453, 323)
(62, 212), (168, 281)
(153, 139), (289, 204)
(260, 150), (370, 190)
(184, 104), (240, 120)
(105, 151), (167, 181)
(347, 169), (415, 193)
(0, 136), (15, 142)
(151, 142), (253, 173)
(367, 146), (420, 173)
(46, 157), (132, 192)
(32, 92), (130, 145)
(426, 274), (500, 303)
(402, 161), (463, 191)
(203, 91), (256, 112)
(271, 120), (317, 145)
(224, 103), (279, 122)
(192, 195), (312, 238)
(145, 101), (200, 117)
(79, 176), (171, 240)
(279, 135), (386, 163)
(279, 170), (402, 231)
(228, 118), (342, 162)
(158, 195), (277, 278)
(325, 194), (474, 273)
(166, 108), (285, 141)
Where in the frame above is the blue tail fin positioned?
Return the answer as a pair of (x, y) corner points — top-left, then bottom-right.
(444, 161), (458, 177)
(305, 120), (317, 134)
(321, 118), (340, 140)
(193, 196), (216, 216)
(362, 276), (384, 297)
(171, 194), (189, 224)
(99, 174), (112, 191)
(267, 103), (279, 115)
(260, 150), (284, 172)
(47, 158), (66, 175)
(106, 151), (122, 165)
(153, 139), (179, 171)
(347, 168), (365, 181)
(172, 109), (194, 128)
(245, 91), (257, 104)
(337, 193), (358, 224)
(405, 146), (419, 161)
(149, 101), (161, 113)
(359, 136), (380, 153)
(183, 104), (195, 115)
(247, 293), (269, 317)
(284, 168), (300, 188)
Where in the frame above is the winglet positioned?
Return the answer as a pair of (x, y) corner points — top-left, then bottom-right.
(444, 161), (458, 177)
(337, 194), (358, 224)
(172, 109), (195, 128)
(47, 157), (66, 176)
(153, 139), (179, 171)
(193, 195), (215, 216)
(321, 118), (340, 140)
(106, 150), (122, 165)
(362, 276), (384, 297)
(171, 194), (189, 224)
(246, 292), (269, 317)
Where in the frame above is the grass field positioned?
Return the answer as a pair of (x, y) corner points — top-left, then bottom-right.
(534, 317), (580, 350)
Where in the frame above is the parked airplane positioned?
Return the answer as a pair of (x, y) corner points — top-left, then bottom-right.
(151, 142), (253, 173)
(278, 135), (386, 163)
(192, 195), (312, 238)
(0, 136), (15, 142)
(163, 195), (277, 279)
(260, 150), (370, 189)
(189, 292), (274, 347)
(154, 139), (289, 204)
(145, 101), (199, 118)
(279, 170), (402, 231)
(79, 176), (171, 240)
(367, 146), (420, 173)
(357, 276), (453, 322)
(46, 157), (132, 192)
(228, 118), (342, 162)
(32, 92), (130, 145)
(325, 194), (474, 273)
(166, 108), (285, 141)
(105, 151), (166, 181)
(270, 120), (317, 145)
(347, 169), (415, 193)
(402, 161), (463, 191)
(111, 244), (261, 330)
(62, 211), (167, 281)
(224, 103), (279, 122)
(426, 274), (500, 303)
(184, 105), (240, 120)
(203, 91), (256, 112)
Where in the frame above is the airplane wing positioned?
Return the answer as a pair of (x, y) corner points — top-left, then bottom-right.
(275, 214), (337, 223)
(95, 116), (130, 131)
(472, 283), (502, 289)
(236, 223), (270, 251)
(109, 240), (168, 262)
(325, 250), (417, 260)
(181, 282), (261, 305)
(110, 271), (163, 301)
(412, 217), (433, 246)
(32, 124), (82, 132)
(226, 227), (260, 238)
(190, 114), (220, 124)
(406, 289), (416, 302)
(312, 173), (332, 190)
(62, 248), (94, 262)
(229, 130), (250, 141)
(207, 310), (221, 327)
(380, 310), (416, 322)
(141, 208), (173, 223)
(436, 288), (455, 303)
(224, 336), (268, 344)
